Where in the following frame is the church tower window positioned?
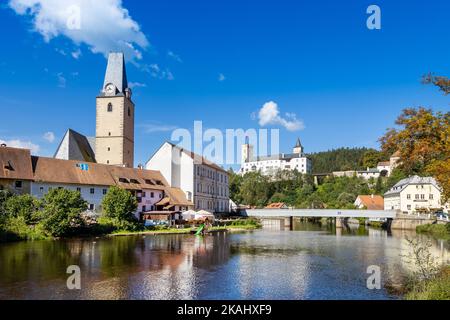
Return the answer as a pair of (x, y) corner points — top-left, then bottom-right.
(107, 103), (113, 112)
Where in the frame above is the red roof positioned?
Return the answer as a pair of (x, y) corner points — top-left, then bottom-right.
(265, 202), (287, 209)
(356, 195), (384, 210)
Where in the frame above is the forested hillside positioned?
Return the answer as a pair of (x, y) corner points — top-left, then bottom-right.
(307, 148), (381, 174)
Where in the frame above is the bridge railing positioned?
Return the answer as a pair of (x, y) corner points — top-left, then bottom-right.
(242, 209), (397, 219)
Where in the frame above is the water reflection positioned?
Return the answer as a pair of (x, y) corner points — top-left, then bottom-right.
(0, 223), (448, 300)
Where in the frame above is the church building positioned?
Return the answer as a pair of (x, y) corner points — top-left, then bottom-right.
(54, 52), (135, 168)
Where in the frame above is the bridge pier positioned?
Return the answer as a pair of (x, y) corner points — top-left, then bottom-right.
(335, 218), (343, 229)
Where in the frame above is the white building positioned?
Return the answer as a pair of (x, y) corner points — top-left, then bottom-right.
(240, 138), (312, 176)
(384, 175), (443, 215)
(145, 142), (230, 213)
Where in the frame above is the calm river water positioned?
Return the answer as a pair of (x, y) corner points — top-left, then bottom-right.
(0, 221), (449, 300)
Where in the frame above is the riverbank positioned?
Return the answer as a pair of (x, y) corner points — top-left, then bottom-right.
(404, 266), (450, 300)
(416, 223), (450, 240)
(108, 224), (261, 237)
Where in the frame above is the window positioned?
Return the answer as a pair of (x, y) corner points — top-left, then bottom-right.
(40, 186), (44, 193)
(407, 194), (411, 200)
(130, 179), (139, 184)
(415, 194), (420, 200)
(119, 178), (129, 183)
(420, 194), (425, 200)
(108, 147), (110, 152)
(429, 194), (433, 200)
(128, 107), (131, 117)
(107, 103), (113, 112)
(159, 194), (162, 199)
(15, 181), (23, 189)
(407, 205), (411, 210)
(77, 187), (81, 193)
(108, 132), (111, 136)
(90, 188), (95, 194)
(89, 204), (95, 210)
(142, 192), (146, 198)
(107, 160), (110, 164)
(103, 189), (107, 195)
(142, 205), (146, 212)
(150, 192), (154, 198)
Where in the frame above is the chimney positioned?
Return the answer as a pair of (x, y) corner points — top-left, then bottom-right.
(137, 164), (144, 170)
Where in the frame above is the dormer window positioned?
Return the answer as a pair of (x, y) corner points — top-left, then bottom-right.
(107, 103), (113, 112)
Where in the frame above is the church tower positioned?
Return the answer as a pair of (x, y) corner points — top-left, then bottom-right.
(293, 138), (303, 155)
(96, 52), (134, 168)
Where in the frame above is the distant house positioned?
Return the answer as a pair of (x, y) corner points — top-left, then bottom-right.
(0, 145), (34, 195)
(384, 175), (443, 214)
(354, 195), (384, 210)
(265, 202), (288, 209)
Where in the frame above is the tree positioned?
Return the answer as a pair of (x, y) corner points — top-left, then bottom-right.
(40, 188), (87, 237)
(101, 186), (138, 230)
(380, 108), (449, 170)
(362, 149), (384, 169)
(4, 194), (41, 224)
(239, 172), (272, 207)
(228, 168), (243, 204)
(0, 190), (12, 226)
(423, 73), (450, 95)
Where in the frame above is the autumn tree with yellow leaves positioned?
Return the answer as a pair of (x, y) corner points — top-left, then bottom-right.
(379, 75), (450, 201)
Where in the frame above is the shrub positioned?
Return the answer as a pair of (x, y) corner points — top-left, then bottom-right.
(4, 194), (41, 224)
(101, 186), (139, 231)
(4, 216), (47, 241)
(40, 188), (87, 237)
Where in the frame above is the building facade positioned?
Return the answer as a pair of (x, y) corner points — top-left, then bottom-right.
(240, 138), (312, 176)
(145, 142), (230, 213)
(384, 176), (443, 214)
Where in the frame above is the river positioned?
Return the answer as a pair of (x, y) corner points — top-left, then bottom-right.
(0, 221), (448, 300)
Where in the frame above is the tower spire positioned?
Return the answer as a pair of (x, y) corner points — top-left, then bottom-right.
(102, 52), (129, 96)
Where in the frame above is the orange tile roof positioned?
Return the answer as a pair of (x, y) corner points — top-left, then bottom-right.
(265, 202), (287, 209)
(356, 195), (384, 210)
(0, 146), (33, 180)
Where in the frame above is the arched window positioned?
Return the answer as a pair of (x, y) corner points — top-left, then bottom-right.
(128, 107), (131, 117)
(107, 103), (113, 112)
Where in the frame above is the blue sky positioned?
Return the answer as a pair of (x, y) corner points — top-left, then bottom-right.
(0, 0), (449, 169)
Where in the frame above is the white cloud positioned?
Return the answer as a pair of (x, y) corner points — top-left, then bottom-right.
(8, 0), (149, 62)
(0, 139), (40, 154)
(71, 48), (82, 59)
(257, 101), (304, 131)
(145, 63), (174, 80)
(43, 131), (55, 143)
(128, 82), (147, 89)
(138, 122), (178, 133)
(167, 50), (182, 63)
(57, 72), (66, 88)
(218, 73), (226, 82)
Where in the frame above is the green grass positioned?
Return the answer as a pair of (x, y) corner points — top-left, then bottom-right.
(405, 267), (450, 300)
(416, 224), (450, 240)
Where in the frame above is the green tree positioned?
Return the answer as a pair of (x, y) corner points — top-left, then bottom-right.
(0, 190), (12, 227)
(101, 186), (138, 230)
(362, 150), (384, 168)
(5, 194), (41, 224)
(228, 168), (243, 204)
(40, 188), (87, 237)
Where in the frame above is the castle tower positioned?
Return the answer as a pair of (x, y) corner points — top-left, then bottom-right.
(241, 137), (254, 164)
(95, 52), (134, 168)
(293, 138), (303, 155)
